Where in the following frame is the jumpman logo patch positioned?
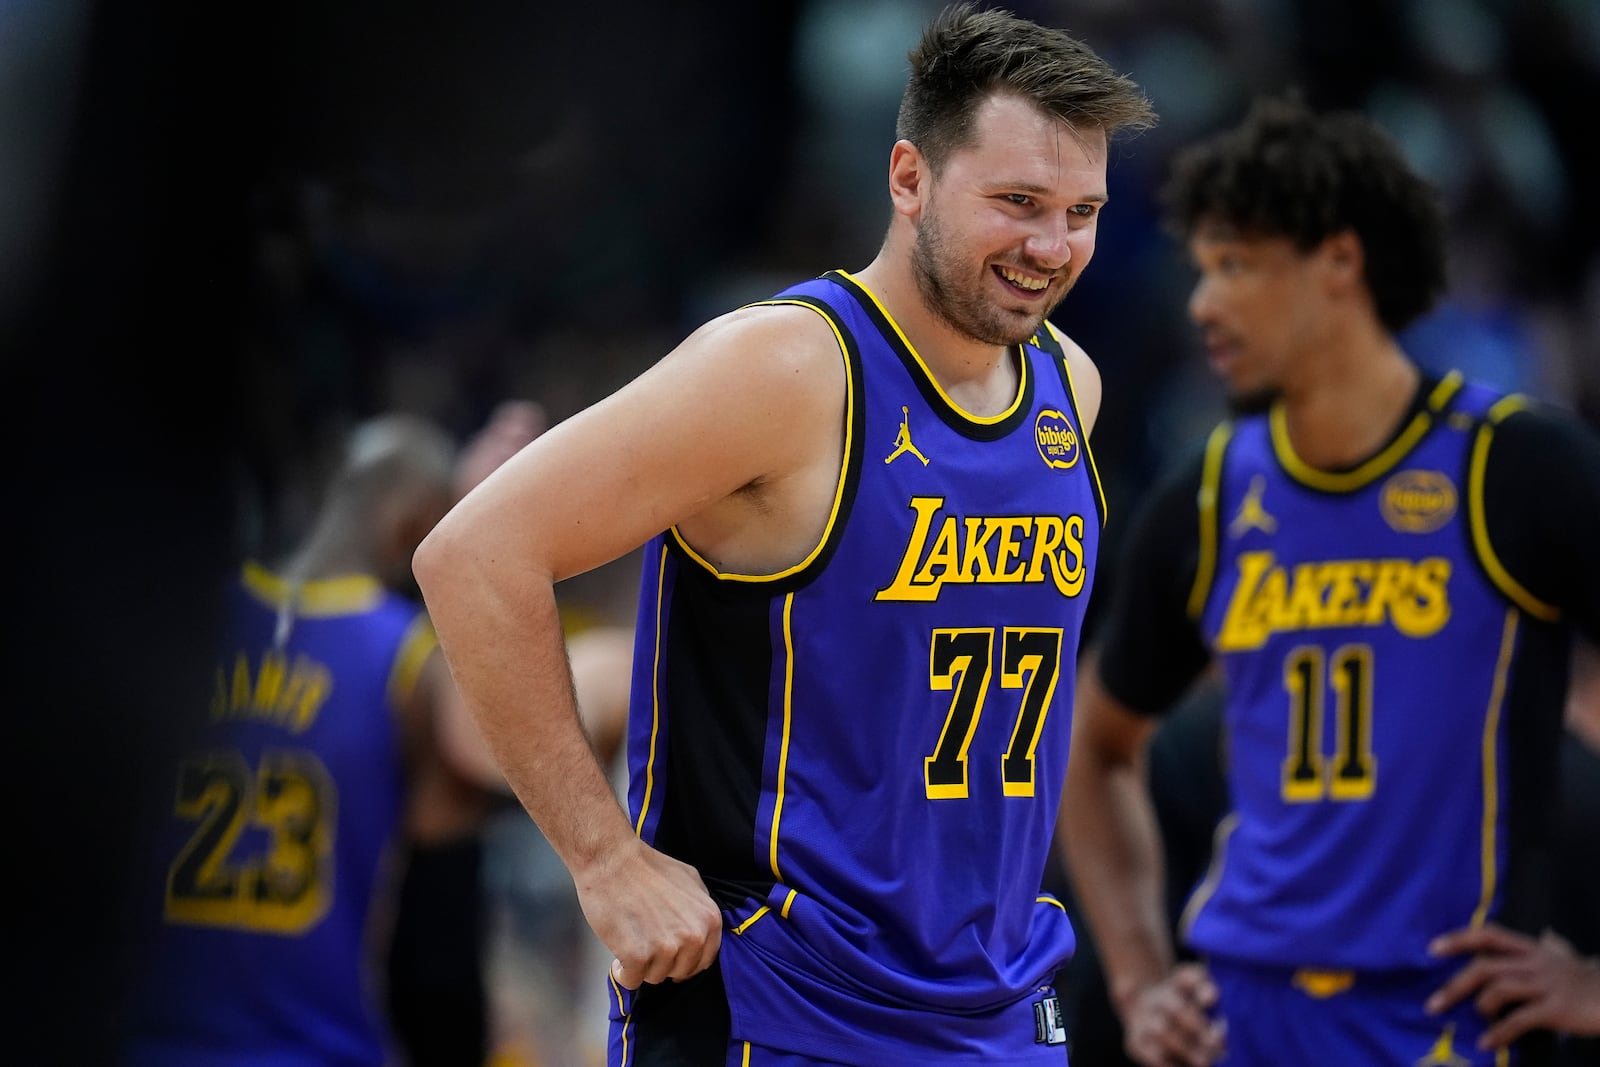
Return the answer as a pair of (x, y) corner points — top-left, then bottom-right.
(885, 406), (930, 466)
(1228, 474), (1278, 537)
(1414, 1025), (1472, 1067)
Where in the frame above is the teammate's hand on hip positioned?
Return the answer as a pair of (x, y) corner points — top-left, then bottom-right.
(1429, 923), (1600, 1045)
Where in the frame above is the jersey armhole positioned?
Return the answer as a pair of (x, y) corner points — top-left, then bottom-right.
(1038, 320), (1107, 527)
(1187, 422), (1234, 621)
(1467, 395), (1560, 622)
(666, 296), (864, 589)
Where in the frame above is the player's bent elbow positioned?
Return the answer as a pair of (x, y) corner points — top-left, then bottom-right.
(412, 519), (466, 605)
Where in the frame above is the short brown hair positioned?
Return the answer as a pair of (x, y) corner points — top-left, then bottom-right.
(897, 2), (1156, 170)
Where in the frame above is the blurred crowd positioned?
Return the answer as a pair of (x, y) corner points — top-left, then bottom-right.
(4, 0), (1596, 1064)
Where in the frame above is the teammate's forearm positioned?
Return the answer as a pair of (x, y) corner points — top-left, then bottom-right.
(1061, 752), (1175, 1017)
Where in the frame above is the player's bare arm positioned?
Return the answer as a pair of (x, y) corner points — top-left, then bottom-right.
(413, 303), (847, 988)
(1061, 657), (1225, 1067)
(567, 623), (636, 771)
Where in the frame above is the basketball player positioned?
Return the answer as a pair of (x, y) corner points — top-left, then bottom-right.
(1059, 96), (1600, 1066)
(121, 404), (541, 1066)
(413, 4), (1155, 1063)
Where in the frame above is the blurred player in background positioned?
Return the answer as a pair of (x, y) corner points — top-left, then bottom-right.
(122, 402), (539, 1067)
(1060, 96), (1600, 1066)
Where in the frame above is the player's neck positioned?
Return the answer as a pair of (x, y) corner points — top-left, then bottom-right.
(854, 252), (1019, 415)
(1278, 337), (1420, 472)
(280, 514), (377, 583)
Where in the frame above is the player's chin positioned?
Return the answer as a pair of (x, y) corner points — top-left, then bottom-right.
(1226, 383), (1280, 416)
(997, 301), (1058, 343)
(997, 317), (1047, 347)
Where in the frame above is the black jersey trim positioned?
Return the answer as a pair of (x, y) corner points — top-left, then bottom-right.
(664, 296), (865, 593)
(1036, 320), (1107, 528)
(1268, 371), (1464, 492)
(826, 269), (1033, 442)
(1187, 422), (1235, 621)
(1467, 395), (1561, 622)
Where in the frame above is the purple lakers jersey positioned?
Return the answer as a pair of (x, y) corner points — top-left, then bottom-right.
(621, 271), (1103, 1061)
(125, 564), (427, 1066)
(1184, 373), (1544, 971)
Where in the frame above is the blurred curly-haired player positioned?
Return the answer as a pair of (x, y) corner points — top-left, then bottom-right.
(1060, 96), (1600, 1067)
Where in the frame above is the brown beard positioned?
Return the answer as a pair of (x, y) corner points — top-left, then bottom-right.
(911, 206), (1065, 346)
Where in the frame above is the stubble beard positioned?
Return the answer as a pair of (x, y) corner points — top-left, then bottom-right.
(911, 210), (1066, 347)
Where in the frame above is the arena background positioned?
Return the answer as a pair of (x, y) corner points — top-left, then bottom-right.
(4, 0), (1595, 1062)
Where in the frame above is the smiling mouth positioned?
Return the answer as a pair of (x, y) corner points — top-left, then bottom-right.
(995, 265), (1049, 294)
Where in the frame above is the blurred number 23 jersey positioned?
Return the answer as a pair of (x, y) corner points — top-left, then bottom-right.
(626, 270), (1102, 1060)
(128, 565), (428, 1067)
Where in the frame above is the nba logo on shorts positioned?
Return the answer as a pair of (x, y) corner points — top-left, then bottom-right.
(1033, 990), (1067, 1046)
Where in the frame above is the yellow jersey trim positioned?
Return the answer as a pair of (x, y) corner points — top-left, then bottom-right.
(1471, 608), (1518, 928)
(241, 562), (384, 616)
(732, 906), (772, 935)
(1467, 396), (1559, 622)
(1188, 423), (1233, 620)
(1268, 371), (1463, 492)
(667, 298), (855, 583)
(633, 550), (669, 838)
(386, 614), (437, 710)
(768, 593), (797, 880)
(836, 268), (1026, 427)
(608, 971), (633, 1065)
(1043, 319), (1107, 526)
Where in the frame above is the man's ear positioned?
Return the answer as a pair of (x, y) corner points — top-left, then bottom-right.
(887, 140), (929, 220)
(1319, 229), (1366, 295)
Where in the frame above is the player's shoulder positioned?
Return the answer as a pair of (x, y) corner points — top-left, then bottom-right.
(1038, 319), (1098, 379)
(1483, 394), (1598, 447)
(648, 294), (852, 470)
(1439, 378), (1600, 479)
(1039, 320), (1102, 432)
(678, 295), (848, 378)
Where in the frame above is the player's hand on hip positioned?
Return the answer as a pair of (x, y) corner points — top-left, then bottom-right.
(575, 837), (723, 990)
(1428, 923), (1600, 1045)
(1121, 963), (1227, 1067)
